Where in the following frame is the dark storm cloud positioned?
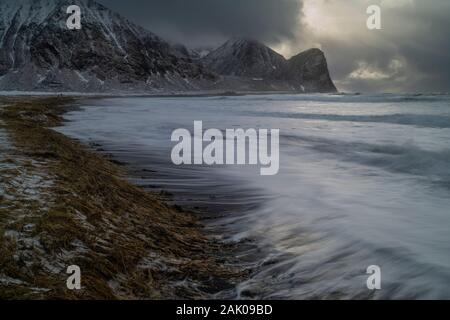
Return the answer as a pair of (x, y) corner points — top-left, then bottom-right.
(97, 0), (302, 48)
(395, 2), (450, 92)
(315, 0), (450, 93)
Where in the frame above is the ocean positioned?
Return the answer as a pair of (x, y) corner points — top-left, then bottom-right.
(58, 93), (450, 299)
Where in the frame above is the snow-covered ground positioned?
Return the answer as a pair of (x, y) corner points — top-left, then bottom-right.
(0, 107), (59, 291)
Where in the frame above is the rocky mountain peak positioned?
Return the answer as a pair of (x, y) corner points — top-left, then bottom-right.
(0, 0), (215, 92)
(287, 48), (337, 92)
(201, 37), (287, 79)
(202, 38), (336, 92)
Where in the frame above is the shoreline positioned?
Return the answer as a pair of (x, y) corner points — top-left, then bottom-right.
(0, 96), (242, 299)
(0, 89), (327, 100)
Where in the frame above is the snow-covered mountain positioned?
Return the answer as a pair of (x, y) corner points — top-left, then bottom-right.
(0, 0), (215, 92)
(0, 0), (336, 93)
(202, 38), (337, 93)
(201, 37), (286, 79)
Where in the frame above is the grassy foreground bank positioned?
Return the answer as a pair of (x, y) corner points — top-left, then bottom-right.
(0, 97), (240, 299)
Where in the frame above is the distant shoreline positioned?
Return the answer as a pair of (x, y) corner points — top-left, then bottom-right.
(0, 89), (318, 98)
(2, 91), (449, 99)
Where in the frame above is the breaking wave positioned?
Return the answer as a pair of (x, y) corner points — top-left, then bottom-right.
(283, 134), (450, 187)
(250, 112), (450, 128)
(59, 94), (450, 299)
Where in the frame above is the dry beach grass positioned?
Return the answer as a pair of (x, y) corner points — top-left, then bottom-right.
(0, 97), (240, 299)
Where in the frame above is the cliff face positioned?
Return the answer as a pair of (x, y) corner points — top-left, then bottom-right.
(286, 49), (337, 93)
(0, 0), (336, 93)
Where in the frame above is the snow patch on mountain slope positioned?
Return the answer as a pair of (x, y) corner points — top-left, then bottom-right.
(0, 0), (215, 92)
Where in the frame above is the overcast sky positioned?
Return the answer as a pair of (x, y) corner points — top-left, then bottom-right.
(98, 0), (450, 93)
